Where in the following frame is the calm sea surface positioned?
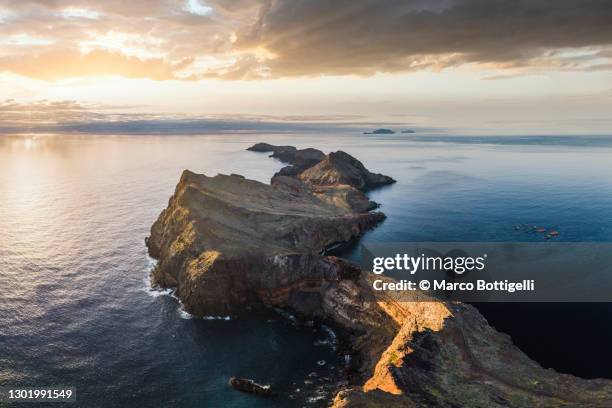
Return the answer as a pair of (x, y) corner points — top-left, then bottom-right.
(1, 133), (611, 407)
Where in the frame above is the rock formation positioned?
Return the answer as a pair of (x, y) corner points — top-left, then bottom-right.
(146, 144), (612, 407)
(247, 142), (325, 176)
(364, 128), (395, 134)
(298, 150), (395, 191)
(329, 276), (612, 407)
(146, 170), (384, 315)
(252, 143), (395, 212)
(229, 377), (277, 397)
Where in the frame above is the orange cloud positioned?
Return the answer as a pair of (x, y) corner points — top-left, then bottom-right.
(0, 50), (193, 80)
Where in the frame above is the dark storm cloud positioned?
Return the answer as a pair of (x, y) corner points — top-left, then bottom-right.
(230, 0), (612, 76)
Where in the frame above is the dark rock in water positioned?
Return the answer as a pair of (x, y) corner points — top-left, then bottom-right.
(400, 129), (415, 133)
(229, 377), (277, 397)
(277, 147), (324, 166)
(247, 142), (291, 152)
(364, 128), (395, 134)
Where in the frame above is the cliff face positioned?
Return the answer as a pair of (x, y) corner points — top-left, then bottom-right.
(330, 278), (612, 407)
(146, 144), (612, 407)
(146, 170), (384, 315)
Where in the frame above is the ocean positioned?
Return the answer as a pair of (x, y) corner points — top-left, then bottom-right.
(1, 132), (611, 407)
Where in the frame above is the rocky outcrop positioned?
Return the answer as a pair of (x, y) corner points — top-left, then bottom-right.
(248, 143), (395, 212)
(328, 276), (612, 407)
(147, 144), (612, 408)
(298, 151), (395, 191)
(364, 129), (395, 134)
(271, 175), (378, 213)
(229, 377), (277, 397)
(146, 170), (384, 315)
(247, 142), (325, 176)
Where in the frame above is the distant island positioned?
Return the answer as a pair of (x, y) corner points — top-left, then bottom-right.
(364, 128), (395, 134)
(363, 128), (415, 134)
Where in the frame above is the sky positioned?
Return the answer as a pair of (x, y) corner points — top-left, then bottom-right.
(1, 0), (612, 134)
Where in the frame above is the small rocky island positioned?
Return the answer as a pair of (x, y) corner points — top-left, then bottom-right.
(147, 144), (612, 407)
(364, 128), (395, 134)
(229, 377), (277, 397)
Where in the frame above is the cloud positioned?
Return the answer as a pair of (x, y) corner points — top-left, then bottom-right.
(184, 0), (214, 16)
(0, 0), (233, 80)
(1, 0), (612, 80)
(0, 50), (193, 80)
(227, 0), (612, 77)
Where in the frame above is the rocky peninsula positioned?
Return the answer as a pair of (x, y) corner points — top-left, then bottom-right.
(147, 143), (612, 407)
